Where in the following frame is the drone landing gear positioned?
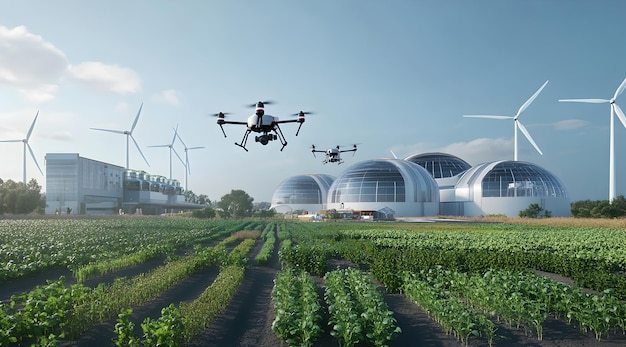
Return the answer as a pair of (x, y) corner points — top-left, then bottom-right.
(272, 125), (289, 151)
(235, 130), (251, 151)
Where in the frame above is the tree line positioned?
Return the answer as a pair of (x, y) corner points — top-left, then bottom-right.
(0, 178), (45, 215)
(4, 178), (626, 219)
(570, 195), (626, 218)
(191, 189), (276, 219)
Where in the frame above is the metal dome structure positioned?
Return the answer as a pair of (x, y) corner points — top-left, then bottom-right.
(405, 152), (471, 179)
(270, 174), (335, 214)
(326, 159), (439, 217)
(441, 160), (570, 217)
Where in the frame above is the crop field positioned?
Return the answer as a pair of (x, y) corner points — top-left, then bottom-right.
(1, 217), (626, 346)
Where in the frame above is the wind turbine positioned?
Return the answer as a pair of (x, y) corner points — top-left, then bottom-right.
(90, 103), (150, 169)
(148, 124), (185, 179)
(175, 130), (205, 191)
(0, 111), (43, 183)
(559, 78), (626, 202)
(463, 80), (549, 161)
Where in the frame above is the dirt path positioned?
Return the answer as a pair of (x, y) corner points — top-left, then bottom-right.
(187, 229), (282, 347)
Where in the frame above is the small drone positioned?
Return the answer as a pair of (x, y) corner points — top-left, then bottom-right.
(311, 144), (358, 165)
(215, 101), (311, 151)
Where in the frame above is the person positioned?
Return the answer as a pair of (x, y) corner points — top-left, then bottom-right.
(66, 207), (72, 215)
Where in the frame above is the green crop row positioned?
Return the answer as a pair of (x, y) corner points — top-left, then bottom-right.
(324, 268), (401, 347)
(271, 267), (322, 346)
(0, 219), (252, 283)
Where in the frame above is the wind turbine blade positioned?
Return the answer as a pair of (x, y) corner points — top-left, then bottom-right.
(613, 104), (626, 129)
(91, 128), (125, 135)
(614, 78), (626, 99)
(175, 132), (187, 148)
(130, 103), (143, 133)
(187, 146), (205, 150)
(463, 115), (514, 120)
(0, 139), (23, 143)
(148, 144), (169, 148)
(171, 124), (179, 145)
(26, 110), (39, 140)
(558, 98), (609, 104)
(517, 121), (543, 155)
(172, 147), (185, 166)
(130, 135), (150, 167)
(27, 143), (44, 175)
(390, 150), (398, 159)
(517, 80), (549, 117)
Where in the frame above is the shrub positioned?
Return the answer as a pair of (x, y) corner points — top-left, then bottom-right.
(519, 203), (551, 218)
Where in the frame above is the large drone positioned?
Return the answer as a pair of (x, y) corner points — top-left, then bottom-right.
(215, 101), (311, 151)
(311, 144), (358, 165)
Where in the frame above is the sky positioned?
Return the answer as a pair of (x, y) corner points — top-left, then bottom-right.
(1, 1), (626, 203)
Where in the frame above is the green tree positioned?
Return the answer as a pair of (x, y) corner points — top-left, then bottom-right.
(217, 189), (254, 218)
(197, 194), (211, 206)
(570, 195), (626, 218)
(184, 190), (198, 203)
(519, 203), (551, 218)
(0, 179), (42, 214)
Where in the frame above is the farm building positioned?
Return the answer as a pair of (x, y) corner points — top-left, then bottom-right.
(439, 160), (570, 217)
(270, 154), (570, 218)
(45, 153), (204, 215)
(325, 159), (440, 217)
(269, 174), (335, 214)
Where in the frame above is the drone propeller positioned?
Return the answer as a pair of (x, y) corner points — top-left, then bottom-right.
(212, 112), (230, 137)
(291, 111), (315, 116)
(291, 111), (314, 136)
(247, 100), (275, 108)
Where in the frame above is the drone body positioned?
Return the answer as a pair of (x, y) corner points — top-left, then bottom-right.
(216, 101), (310, 151)
(312, 144), (358, 165)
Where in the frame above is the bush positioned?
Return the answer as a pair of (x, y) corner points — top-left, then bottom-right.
(254, 209), (276, 218)
(570, 195), (626, 218)
(191, 207), (216, 219)
(519, 203), (551, 218)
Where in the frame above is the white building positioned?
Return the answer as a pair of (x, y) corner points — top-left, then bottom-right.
(269, 174), (335, 214)
(325, 159), (440, 217)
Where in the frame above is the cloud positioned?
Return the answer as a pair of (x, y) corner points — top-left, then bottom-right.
(0, 25), (142, 100)
(553, 119), (590, 131)
(67, 62), (141, 94)
(440, 138), (512, 165)
(0, 25), (67, 102)
(151, 89), (180, 105)
(393, 138), (513, 165)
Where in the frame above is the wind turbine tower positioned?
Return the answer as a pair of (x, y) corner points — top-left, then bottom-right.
(559, 78), (626, 202)
(176, 130), (205, 191)
(463, 80), (548, 161)
(148, 125), (185, 180)
(0, 111), (43, 184)
(90, 103), (150, 169)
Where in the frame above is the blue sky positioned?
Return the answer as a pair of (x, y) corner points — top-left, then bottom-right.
(1, 1), (626, 203)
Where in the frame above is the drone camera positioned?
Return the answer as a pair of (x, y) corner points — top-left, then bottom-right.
(255, 134), (277, 145)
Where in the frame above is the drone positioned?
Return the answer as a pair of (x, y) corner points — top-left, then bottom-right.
(311, 144), (358, 165)
(215, 101), (311, 151)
